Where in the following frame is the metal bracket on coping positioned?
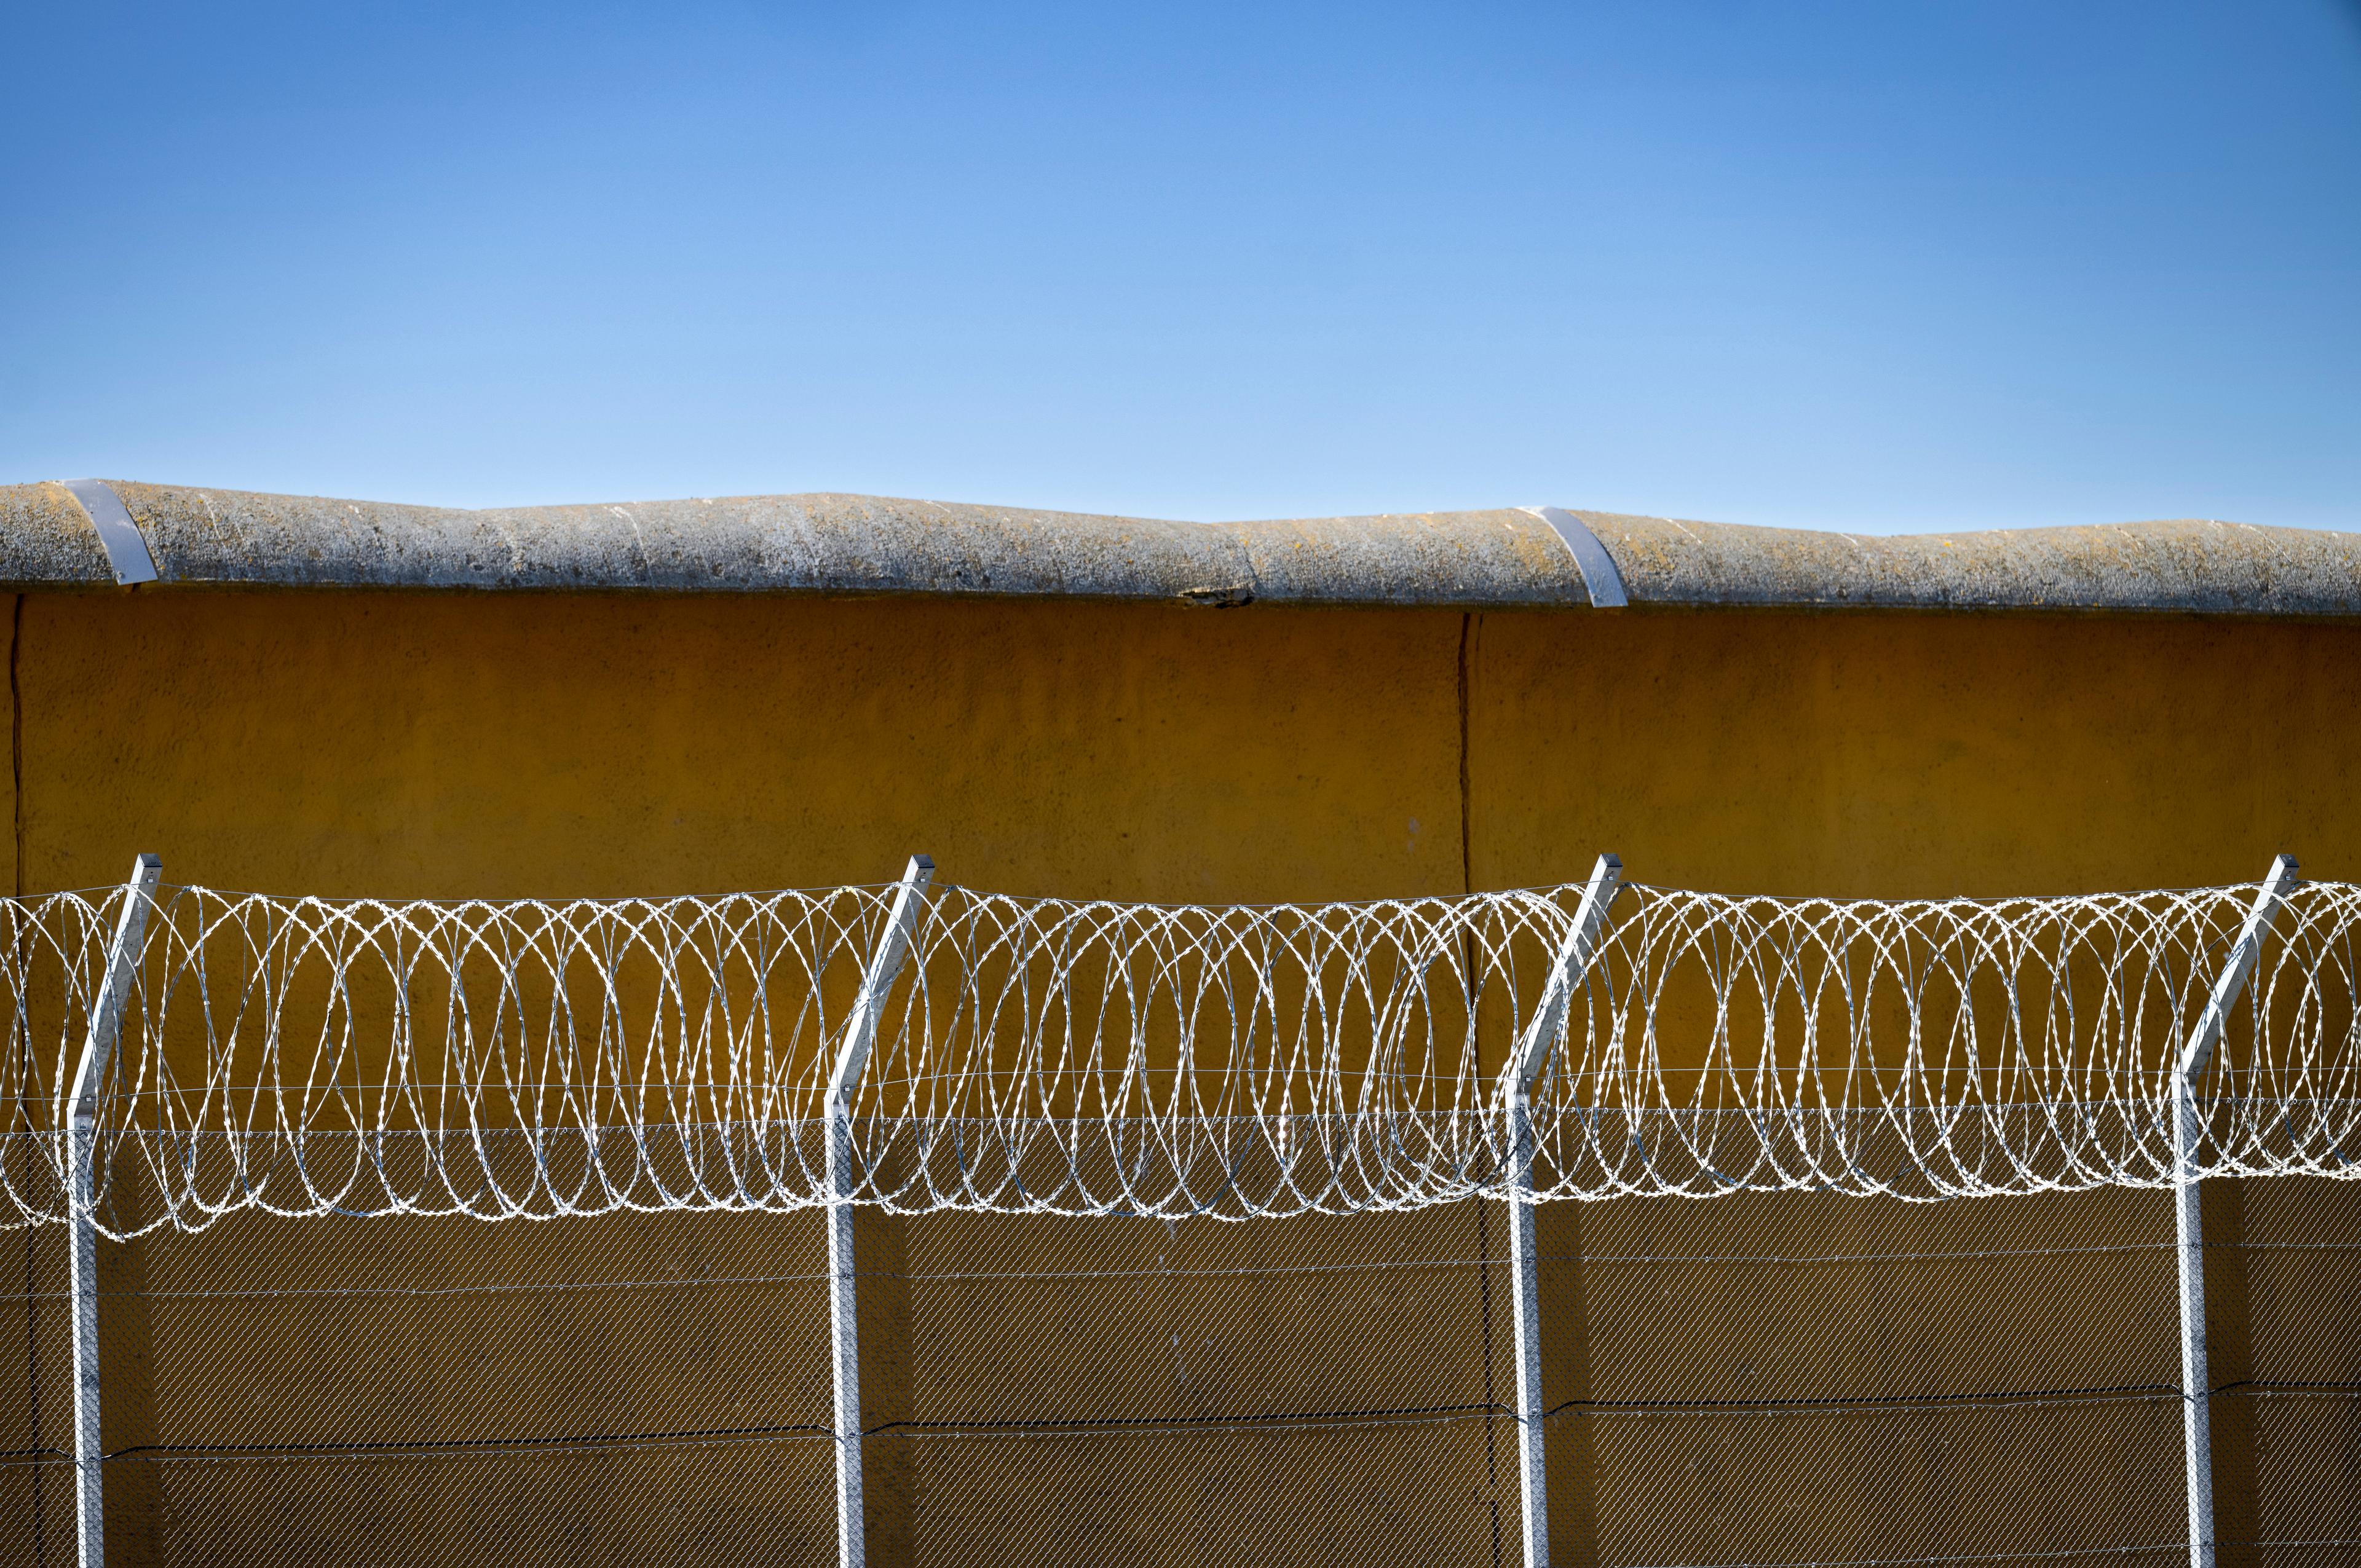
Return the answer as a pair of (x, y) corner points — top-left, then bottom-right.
(57, 481), (160, 587)
(1520, 506), (1629, 610)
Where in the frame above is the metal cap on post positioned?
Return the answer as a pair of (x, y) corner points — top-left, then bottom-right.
(826, 854), (935, 1568)
(69, 853), (164, 1568)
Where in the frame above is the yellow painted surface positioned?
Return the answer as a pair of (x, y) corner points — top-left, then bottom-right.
(6, 588), (2359, 1567)
(18, 593), (2357, 904)
(14, 591), (1467, 903)
(1466, 609), (2361, 898)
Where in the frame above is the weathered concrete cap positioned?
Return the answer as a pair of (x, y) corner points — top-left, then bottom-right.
(4, 478), (2358, 615)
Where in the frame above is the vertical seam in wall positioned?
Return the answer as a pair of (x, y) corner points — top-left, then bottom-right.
(1457, 613), (1476, 898)
(1458, 610), (1508, 1568)
(10, 593), (39, 1564)
(11, 593), (22, 900)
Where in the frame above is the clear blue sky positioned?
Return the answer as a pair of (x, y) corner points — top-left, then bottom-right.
(4, 2), (2356, 531)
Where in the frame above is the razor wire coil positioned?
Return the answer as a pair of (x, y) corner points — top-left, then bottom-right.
(1, 875), (2357, 1235)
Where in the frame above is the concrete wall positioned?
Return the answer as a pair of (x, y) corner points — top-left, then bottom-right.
(8, 586), (2359, 1568)
(12, 590), (2357, 902)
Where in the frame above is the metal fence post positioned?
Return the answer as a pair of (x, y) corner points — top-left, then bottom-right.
(825, 856), (935, 1568)
(2170, 854), (2299, 1568)
(65, 853), (163, 1568)
(1497, 853), (1623, 1568)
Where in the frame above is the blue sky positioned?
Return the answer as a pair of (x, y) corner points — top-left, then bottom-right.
(3, 1), (2356, 530)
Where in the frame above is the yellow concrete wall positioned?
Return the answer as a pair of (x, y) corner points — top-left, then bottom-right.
(11, 591), (1467, 903)
(9, 588), (2359, 1568)
(1465, 609), (2360, 899)
(14, 592), (2355, 904)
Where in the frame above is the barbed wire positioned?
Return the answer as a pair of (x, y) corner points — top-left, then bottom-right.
(1, 875), (2355, 1235)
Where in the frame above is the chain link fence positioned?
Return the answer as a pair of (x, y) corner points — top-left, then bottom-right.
(6, 1149), (2355, 1566)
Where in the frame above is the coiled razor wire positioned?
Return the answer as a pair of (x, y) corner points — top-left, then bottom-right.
(1, 877), (2357, 1235)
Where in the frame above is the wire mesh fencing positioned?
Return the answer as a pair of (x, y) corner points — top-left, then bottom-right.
(2202, 1175), (2361, 1567)
(4, 1136), (73, 1568)
(9, 1184), (837, 1568)
(1540, 1184), (2188, 1568)
(4, 1162), (2357, 1566)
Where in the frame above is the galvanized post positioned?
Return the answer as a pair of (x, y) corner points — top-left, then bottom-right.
(65, 854), (162, 1568)
(1501, 1097), (1549, 1568)
(2170, 854), (2299, 1568)
(825, 856), (935, 1568)
(1497, 853), (1623, 1568)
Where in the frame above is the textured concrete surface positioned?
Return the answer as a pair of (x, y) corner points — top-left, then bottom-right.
(12, 592), (2358, 905)
(0, 480), (119, 586)
(7, 580), (2359, 1567)
(7, 478), (2359, 613)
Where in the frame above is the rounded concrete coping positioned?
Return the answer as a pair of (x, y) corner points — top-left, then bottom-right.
(4, 478), (2359, 615)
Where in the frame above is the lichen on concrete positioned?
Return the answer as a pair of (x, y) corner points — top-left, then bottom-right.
(5, 479), (2357, 615)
